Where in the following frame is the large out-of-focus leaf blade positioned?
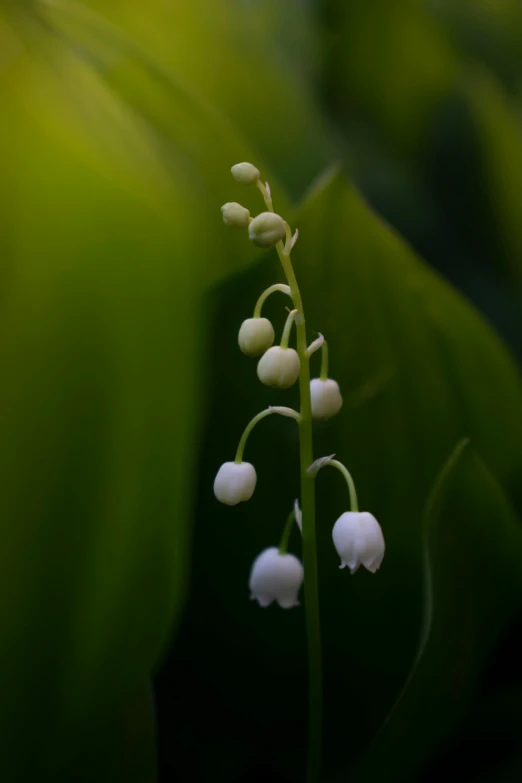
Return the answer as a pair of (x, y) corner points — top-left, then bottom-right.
(464, 70), (522, 288)
(352, 441), (522, 782)
(162, 169), (522, 779)
(0, 5), (291, 779)
(321, 0), (457, 154)
(44, 0), (333, 198)
(109, 681), (157, 783)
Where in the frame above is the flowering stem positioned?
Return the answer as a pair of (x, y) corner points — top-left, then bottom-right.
(279, 245), (322, 783)
(278, 509), (296, 555)
(320, 340), (329, 381)
(253, 284), (292, 318)
(257, 176), (322, 781)
(234, 407), (300, 464)
(280, 309), (298, 349)
(326, 459), (359, 512)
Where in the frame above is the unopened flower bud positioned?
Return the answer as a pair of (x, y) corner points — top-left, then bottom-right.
(332, 512), (385, 574)
(221, 202), (250, 228)
(249, 547), (304, 608)
(248, 212), (286, 248)
(238, 317), (274, 356)
(213, 461), (257, 506)
(310, 378), (343, 419)
(231, 162), (260, 184)
(257, 346), (300, 389)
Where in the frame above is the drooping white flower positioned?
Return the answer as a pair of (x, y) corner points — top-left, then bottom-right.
(249, 547), (304, 608)
(231, 162), (260, 184)
(257, 346), (300, 389)
(213, 461), (257, 506)
(310, 378), (343, 419)
(221, 202), (250, 228)
(332, 512), (385, 574)
(248, 212), (286, 248)
(238, 317), (275, 356)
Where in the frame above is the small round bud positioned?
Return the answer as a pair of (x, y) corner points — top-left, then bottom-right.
(332, 512), (385, 574)
(248, 212), (286, 248)
(310, 378), (343, 419)
(238, 317), (275, 357)
(231, 162), (260, 184)
(213, 461), (257, 506)
(249, 547), (304, 608)
(257, 346), (300, 389)
(221, 202), (250, 228)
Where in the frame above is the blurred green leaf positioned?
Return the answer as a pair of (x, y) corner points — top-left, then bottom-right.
(464, 69), (522, 288)
(352, 440), (522, 782)
(177, 169), (522, 778)
(45, 0), (333, 198)
(297, 169), (522, 673)
(0, 4), (296, 778)
(108, 680), (157, 783)
(434, 0), (522, 89)
(322, 0), (458, 155)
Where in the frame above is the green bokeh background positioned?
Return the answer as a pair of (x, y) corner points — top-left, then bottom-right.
(2, 1), (522, 781)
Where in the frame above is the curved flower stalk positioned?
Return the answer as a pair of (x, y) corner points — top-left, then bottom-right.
(214, 162), (385, 783)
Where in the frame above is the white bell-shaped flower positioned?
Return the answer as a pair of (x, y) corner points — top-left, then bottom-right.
(310, 378), (343, 419)
(213, 461), (257, 506)
(238, 317), (275, 356)
(248, 212), (286, 248)
(332, 511), (385, 574)
(257, 346), (300, 389)
(249, 547), (304, 608)
(231, 162), (260, 184)
(221, 202), (250, 228)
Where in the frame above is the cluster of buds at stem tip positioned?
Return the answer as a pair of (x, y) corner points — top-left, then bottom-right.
(215, 162), (385, 610)
(222, 162), (286, 248)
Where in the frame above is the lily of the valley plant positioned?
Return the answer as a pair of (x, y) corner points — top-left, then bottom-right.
(214, 162), (385, 782)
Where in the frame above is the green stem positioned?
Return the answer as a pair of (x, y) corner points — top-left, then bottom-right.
(320, 340), (329, 381)
(255, 183), (321, 778)
(326, 459), (359, 512)
(234, 407), (300, 463)
(280, 309), (298, 349)
(281, 246), (322, 783)
(253, 284), (292, 318)
(279, 509), (296, 555)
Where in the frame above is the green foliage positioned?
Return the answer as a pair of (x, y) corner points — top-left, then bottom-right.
(0, 0), (330, 778)
(2, 0), (522, 781)
(353, 440), (522, 781)
(182, 170), (522, 779)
